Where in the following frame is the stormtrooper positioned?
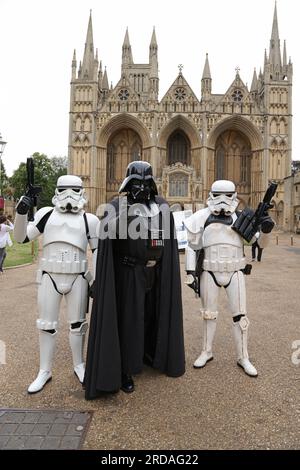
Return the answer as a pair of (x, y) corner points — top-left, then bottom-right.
(185, 180), (274, 377)
(14, 175), (99, 393)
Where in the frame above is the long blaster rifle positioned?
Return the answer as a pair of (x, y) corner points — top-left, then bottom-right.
(26, 158), (42, 221)
(232, 182), (277, 242)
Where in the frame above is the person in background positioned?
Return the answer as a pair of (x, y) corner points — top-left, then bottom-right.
(251, 238), (263, 262)
(0, 215), (14, 273)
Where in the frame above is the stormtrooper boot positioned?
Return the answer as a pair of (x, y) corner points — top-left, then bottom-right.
(28, 330), (57, 394)
(233, 316), (258, 377)
(193, 318), (217, 368)
(69, 321), (88, 383)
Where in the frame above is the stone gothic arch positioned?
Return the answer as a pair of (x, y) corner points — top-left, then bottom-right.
(157, 114), (201, 177)
(106, 128), (143, 197)
(206, 115), (264, 206)
(95, 114), (152, 203)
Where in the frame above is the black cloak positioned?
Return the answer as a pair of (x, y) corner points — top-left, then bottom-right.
(84, 196), (185, 399)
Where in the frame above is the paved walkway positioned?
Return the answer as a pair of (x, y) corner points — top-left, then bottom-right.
(0, 232), (299, 449)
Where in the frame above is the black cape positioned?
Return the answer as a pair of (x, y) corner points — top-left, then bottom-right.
(84, 196), (185, 399)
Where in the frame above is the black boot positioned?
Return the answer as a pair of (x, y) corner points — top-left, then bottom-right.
(121, 374), (134, 393)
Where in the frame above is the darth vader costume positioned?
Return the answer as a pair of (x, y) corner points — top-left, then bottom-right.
(84, 161), (185, 399)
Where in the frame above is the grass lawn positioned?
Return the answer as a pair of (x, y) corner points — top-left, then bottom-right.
(4, 237), (38, 268)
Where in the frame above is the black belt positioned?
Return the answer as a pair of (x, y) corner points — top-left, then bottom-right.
(118, 255), (158, 268)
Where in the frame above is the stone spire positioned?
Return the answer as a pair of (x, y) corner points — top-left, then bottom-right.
(149, 27), (158, 58)
(102, 67), (109, 90)
(122, 28), (133, 69)
(149, 27), (159, 99)
(269, 2), (281, 70)
(202, 53), (211, 79)
(250, 68), (258, 92)
(283, 39), (287, 67)
(81, 11), (95, 80)
(71, 49), (77, 80)
(201, 53), (212, 99)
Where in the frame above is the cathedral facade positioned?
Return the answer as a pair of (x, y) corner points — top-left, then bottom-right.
(68, 4), (293, 228)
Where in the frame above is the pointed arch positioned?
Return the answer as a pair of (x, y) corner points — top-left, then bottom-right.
(207, 115), (263, 151)
(270, 117), (278, 134)
(98, 113), (151, 148)
(167, 130), (191, 165)
(158, 114), (201, 149)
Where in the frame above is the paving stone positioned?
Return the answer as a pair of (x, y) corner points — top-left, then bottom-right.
(66, 424), (84, 436)
(0, 435), (10, 449)
(4, 436), (27, 449)
(0, 410), (91, 449)
(48, 423), (68, 436)
(3, 412), (26, 423)
(15, 423), (36, 435)
(53, 412), (73, 424)
(31, 423), (52, 436)
(23, 436), (44, 449)
(22, 412), (41, 424)
(38, 412), (57, 424)
(60, 435), (81, 449)
(40, 436), (62, 450)
(70, 412), (90, 425)
(0, 423), (19, 435)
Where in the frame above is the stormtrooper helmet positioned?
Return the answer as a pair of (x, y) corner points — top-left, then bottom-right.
(207, 180), (239, 215)
(52, 175), (87, 213)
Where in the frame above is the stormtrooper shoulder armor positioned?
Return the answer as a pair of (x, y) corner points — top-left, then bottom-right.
(14, 206), (53, 243)
(185, 207), (211, 250)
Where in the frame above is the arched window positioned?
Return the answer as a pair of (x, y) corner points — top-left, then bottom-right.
(131, 142), (142, 161)
(106, 129), (143, 188)
(216, 146), (225, 179)
(169, 172), (189, 197)
(107, 143), (116, 181)
(241, 147), (251, 183)
(167, 131), (190, 165)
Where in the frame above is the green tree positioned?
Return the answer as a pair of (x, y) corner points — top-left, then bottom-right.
(9, 153), (68, 208)
(0, 159), (9, 195)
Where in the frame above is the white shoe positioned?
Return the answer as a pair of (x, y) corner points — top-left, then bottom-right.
(193, 351), (213, 368)
(74, 363), (85, 383)
(237, 358), (258, 377)
(28, 370), (52, 394)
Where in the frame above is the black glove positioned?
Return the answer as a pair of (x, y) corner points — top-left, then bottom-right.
(260, 215), (275, 234)
(16, 195), (34, 215)
(88, 281), (95, 299)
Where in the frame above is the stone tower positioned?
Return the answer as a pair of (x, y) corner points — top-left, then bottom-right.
(68, 4), (293, 228)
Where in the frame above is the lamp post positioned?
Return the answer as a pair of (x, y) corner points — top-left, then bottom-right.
(0, 132), (7, 197)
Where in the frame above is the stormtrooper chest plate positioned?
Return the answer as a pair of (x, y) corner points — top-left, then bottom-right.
(202, 221), (243, 249)
(42, 211), (88, 251)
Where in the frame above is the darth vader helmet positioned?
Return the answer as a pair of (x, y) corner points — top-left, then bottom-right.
(119, 161), (158, 202)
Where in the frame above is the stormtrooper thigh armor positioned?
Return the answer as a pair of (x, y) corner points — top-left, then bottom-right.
(28, 271), (89, 394)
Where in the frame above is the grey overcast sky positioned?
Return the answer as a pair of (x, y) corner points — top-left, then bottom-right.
(0, 0), (298, 175)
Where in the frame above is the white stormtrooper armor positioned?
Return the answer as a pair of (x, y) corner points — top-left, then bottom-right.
(14, 175), (99, 393)
(185, 180), (270, 377)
